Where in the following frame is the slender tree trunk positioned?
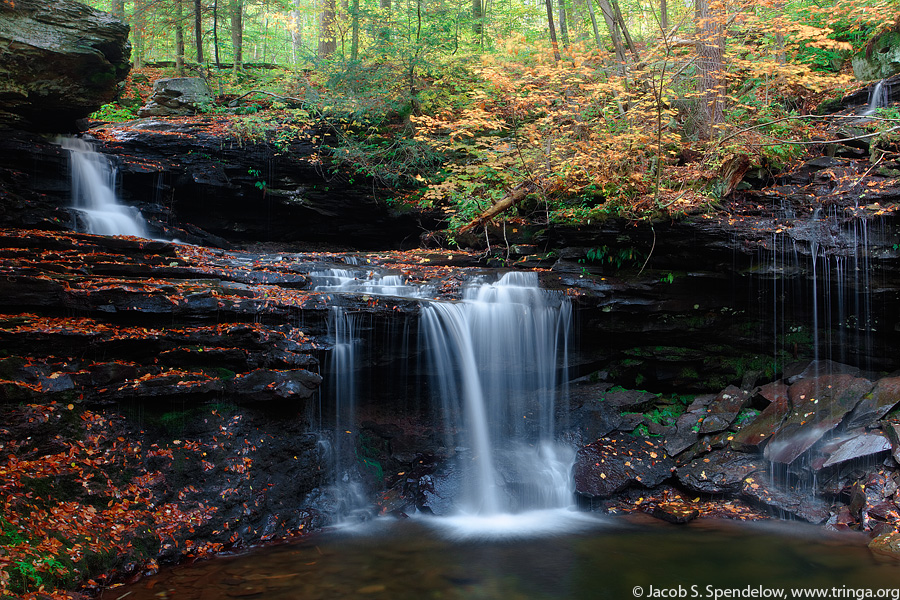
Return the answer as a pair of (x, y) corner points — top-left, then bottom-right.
(379, 0), (391, 41)
(695, 0), (725, 138)
(213, 0), (220, 67)
(660, 0), (668, 32)
(132, 0), (145, 68)
(291, 0), (302, 63)
(558, 0), (569, 48)
(230, 0), (243, 71)
(586, 0), (601, 49)
(612, 0), (638, 59)
(544, 0), (560, 61)
(111, 0), (125, 19)
(473, 0), (483, 42)
(175, 0), (185, 75)
(318, 0), (337, 57)
(597, 0), (625, 65)
(194, 0), (204, 62)
(350, 0), (360, 58)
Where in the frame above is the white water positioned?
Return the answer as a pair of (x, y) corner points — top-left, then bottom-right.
(320, 269), (578, 535)
(420, 272), (573, 518)
(861, 79), (889, 117)
(60, 137), (149, 237)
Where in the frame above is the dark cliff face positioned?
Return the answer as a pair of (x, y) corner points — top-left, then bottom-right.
(0, 0), (131, 131)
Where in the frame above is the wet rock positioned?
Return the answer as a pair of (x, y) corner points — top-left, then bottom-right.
(647, 503), (700, 524)
(764, 374), (873, 465)
(138, 78), (213, 117)
(663, 394), (715, 457)
(844, 377), (900, 430)
(698, 386), (750, 434)
(783, 360), (860, 384)
(730, 384), (790, 452)
(881, 422), (900, 464)
(740, 475), (831, 523)
(813, 429), (891, 470)
(676, 450), (763, 494)
(869, 532), (900, 560)
(227, 369), (321, 401)
(596, 387), (658, 411)
(0, 0), (131, 130)
(573, 436), (675, 499)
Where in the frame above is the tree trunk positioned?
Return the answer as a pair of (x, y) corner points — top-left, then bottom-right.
(229, 0), (243, 71)
(175, 0), (185, 75)
(597, 0), (625, 65)
(194, 0), (204, 62)
(213, 0), (221, 67)
(544, 0), (561, 61)
(473, 0), (483, 42)
(111, 0), (125, 19)
(660, 0), (668, 32)
(290, 0), (302, 63)
(612, 0), (638, 59)
(558, 0), (569, 48)
(586, 0), (601, 49)
(350, 0), (360, 58)
(379, 0), (391, 41)
(132, 0), (145, 68)
(318, 0), (337, 57)
(695, 0), (725, 138)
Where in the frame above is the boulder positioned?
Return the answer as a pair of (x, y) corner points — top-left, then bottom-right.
(138, 78), (213, 117)
(698, 385), (749, 434)
(764, 375), (873, 465)
(573, 436), (674, 498)
(852, 31), (900, 81)
(676, 449), (763, 494)
(0, 0), (130, 130)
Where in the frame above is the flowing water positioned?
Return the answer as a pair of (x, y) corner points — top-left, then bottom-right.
(101, 518), (900, 600)
(862, 79), (890, 117)
(60, 137), (149, 237)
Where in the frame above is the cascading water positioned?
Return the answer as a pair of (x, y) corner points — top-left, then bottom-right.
(861, 79), (889, 117)
(419, 272), (573, 517)
(59, 137), (149, 237)
(317, 268), (586, 534)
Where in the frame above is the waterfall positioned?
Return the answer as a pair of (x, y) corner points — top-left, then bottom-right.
(420, 272), (573, 516)
(59, 137), (148, 237)
(861, 79), (889, 117)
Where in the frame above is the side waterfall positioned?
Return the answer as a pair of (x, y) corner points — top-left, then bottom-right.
(60, 137), (148, 237)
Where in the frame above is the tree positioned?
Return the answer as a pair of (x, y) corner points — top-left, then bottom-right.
(473, 0), (484, 45)
(290, 0), (302, 63)
(544, 0), (561, 61)
(110, 0), (125, 20)
(132, 0), (146, 68)
(558, 0), (569, 48)
(695, 0), (725, 138)
(350, 0), (360, 59)
(319, 0), (337, 57)
(230, 0), (243, 71)
(660, 0), (668, 32)
(175, 0), (186, 75)
(194, 0), (205, 63)
(597, 0), (626, 65)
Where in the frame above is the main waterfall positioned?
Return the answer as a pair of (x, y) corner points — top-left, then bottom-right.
(420, 271), (573, 517)
(60, 137), (148, 237)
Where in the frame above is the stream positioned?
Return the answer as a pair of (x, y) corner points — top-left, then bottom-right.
(102, 516), (900, 600)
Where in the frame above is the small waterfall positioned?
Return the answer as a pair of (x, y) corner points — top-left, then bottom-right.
(861, 79), (889, 116)
(420, 272), (572, 515)
(59, 137), (148, 237)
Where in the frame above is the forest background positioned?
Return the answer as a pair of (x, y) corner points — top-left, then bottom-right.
(88, 0), (900, 237)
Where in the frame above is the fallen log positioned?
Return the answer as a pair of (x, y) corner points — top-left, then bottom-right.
(457, 180), (537, 235)
(228, 90), (306, 107)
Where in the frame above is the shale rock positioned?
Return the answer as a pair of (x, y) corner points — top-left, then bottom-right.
(676, 449), (763, 494)
(574, 436), (674, 499)
(0, 0), (130, 130)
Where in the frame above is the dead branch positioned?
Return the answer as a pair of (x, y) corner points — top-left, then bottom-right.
(457, 181), (537, 235)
